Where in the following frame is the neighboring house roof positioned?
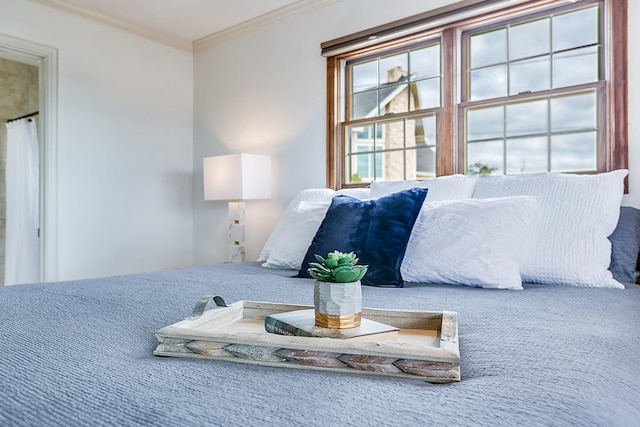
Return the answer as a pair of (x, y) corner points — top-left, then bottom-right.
(353, 75), (411, 119)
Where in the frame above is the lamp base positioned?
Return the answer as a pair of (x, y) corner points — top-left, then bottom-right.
(228, 243), (245, 263)
(227, 201), (245, 263)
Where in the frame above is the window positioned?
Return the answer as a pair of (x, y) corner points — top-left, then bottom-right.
(323, 0), (627, 188)
(345, 43), (441, 184)
(462, 5), (602, 175)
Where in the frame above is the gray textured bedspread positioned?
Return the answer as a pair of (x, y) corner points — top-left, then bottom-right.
(1, 262), (638, 427)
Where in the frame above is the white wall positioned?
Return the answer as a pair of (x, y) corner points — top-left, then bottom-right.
(193, 0), (640, 265)
(1, 0), (194, 281)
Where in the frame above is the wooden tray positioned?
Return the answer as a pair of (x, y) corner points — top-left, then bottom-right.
(154, 300), (460, 383)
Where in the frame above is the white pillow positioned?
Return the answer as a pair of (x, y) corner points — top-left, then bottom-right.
(262, 201), (330, 270)
(401, 196), (538, 290)
(258, 189), (335, 262)
(336, 188), (371, 199)
(258, 188), (371, 262)
(369, 174), (477, 201)
(472, 170), (628, 288)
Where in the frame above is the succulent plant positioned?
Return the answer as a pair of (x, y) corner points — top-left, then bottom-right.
(308, 251), (368, 283)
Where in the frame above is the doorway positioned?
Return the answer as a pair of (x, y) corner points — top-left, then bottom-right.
(0, 33), (58, 284)
(0, 57), (39, 284)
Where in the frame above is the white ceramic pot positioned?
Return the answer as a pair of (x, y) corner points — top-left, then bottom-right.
(313, 280), (362, 329)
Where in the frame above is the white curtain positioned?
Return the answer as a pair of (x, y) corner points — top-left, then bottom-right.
(4, 118), (39, 285)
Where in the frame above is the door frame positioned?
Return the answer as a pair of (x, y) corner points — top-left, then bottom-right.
(0, 33), (58, 282)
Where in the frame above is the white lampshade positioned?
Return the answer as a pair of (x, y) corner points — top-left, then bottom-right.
(203, 154), (271, 201)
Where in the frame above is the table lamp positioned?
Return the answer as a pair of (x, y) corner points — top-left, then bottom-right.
(203, 153), (271, 262)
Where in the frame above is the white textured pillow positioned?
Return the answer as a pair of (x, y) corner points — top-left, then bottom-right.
(401, 196), (538, 290)
(336, 188), (371, 199)
(369, 174), (477, 201)
(262, 201), (330, 270)
(472, 170), (628, 288)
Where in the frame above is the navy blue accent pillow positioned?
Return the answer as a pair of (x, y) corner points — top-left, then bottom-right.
(298, 188), (428, 287)
(609, 206), (640, 284)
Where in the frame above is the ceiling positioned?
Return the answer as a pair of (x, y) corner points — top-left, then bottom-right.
(31, 0), (326, 51)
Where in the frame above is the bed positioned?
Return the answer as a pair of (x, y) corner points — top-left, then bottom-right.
(1, 171), (639, 426)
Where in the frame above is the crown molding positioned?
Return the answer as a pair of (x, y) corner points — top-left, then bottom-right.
(29, 0), (193, 51)
(193, 0), (338, 53)
(29, 0), (338, 54)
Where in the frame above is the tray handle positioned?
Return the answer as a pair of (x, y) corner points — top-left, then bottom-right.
(187, 295), (228, 320)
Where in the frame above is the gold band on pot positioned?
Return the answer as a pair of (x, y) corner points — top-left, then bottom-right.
(314, 311), (362, 329)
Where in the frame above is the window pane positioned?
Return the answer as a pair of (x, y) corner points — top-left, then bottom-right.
(404, 147), (418, 180)
(510, 18), (550, 61)
(357, 151), (371, 178)
(379, 150), (405, 181)
(384, 119), (405, 151)
(349, 124), (375, 155)
(347, 154), (360, 184)
(411, 78), (440, 110)
(350, 145), (382, 182)
(551, 132), (597, 172)
(352, 60), (378, 93)
(349, 152), (373, 183)
(410, 45), (440, 80)
(424, 115), (436, 146)
(413, 147), (436, 179)
(506, 136), (548, 174)
(553, 7), (598, 52)
(374, 152), (383, 178)
(470, 28), (507, 68)
(467, 140), (503, 175)
(380, 53), (408, 85)
(551, 92), (597, 132)
(352, 90), (378, 119)
(405, 118), (418, 149)
(467, 106), (504, 141)
(509, 56), (550, 95)
(413, 115), (436, 146)
(506, 99), (548, 137)
(381, 83), (409, 115)
(470, 65), (507, 101)
(553, 46), (598, 88)
(375, 123), (385, 141)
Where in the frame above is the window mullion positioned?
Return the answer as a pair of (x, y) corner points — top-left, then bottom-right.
(326, 56), (341, 189)
(608, 0), (628, 178)
(546, 98), (551, 173)
(459, 81), (603, 109)
(441, 28), (456, 175)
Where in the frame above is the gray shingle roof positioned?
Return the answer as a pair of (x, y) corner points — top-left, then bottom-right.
(353, 76), (409, 119)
